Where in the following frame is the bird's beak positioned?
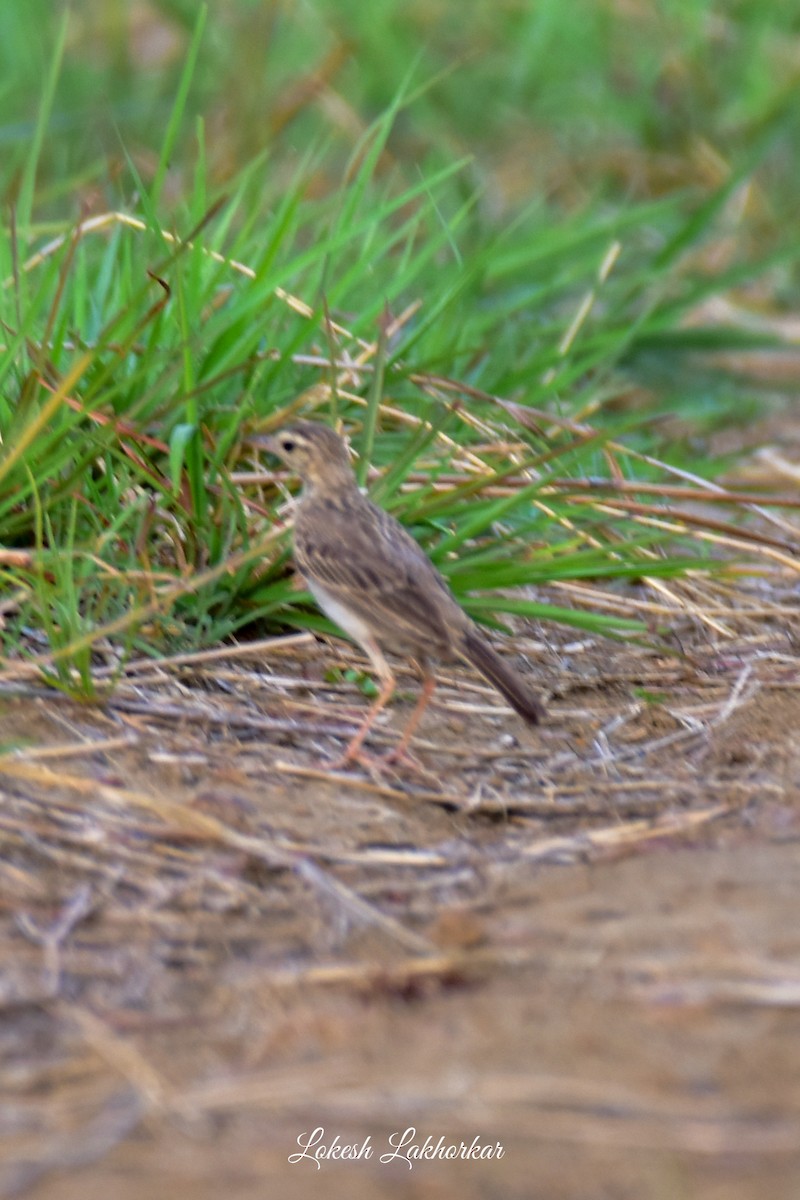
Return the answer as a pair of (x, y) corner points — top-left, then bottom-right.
(246, 433), (280, 456)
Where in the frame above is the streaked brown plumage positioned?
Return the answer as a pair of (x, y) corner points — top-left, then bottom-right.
(252, 420), (542, 767)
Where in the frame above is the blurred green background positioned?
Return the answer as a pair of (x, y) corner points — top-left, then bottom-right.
(4, 0), (800, 232)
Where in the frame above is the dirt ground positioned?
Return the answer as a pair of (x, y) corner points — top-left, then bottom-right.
(1, 578), (799, 1200)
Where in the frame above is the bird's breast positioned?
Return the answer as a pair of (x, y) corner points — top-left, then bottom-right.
(306, 578), (377, 648)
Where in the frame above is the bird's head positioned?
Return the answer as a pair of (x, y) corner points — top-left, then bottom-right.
(249, 420), (355, 490)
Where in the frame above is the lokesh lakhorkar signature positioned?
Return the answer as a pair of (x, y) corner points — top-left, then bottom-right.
(289, 1126), (506, 1169)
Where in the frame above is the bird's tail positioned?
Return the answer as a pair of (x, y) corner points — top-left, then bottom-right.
(461, 628), (543, 725)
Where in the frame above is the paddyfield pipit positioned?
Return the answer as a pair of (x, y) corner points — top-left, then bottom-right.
(252, 420), (543, 767)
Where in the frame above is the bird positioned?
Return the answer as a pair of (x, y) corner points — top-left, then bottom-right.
(251, 419), (543, 768)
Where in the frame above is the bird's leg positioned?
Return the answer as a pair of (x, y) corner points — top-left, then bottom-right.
(332, 674), (395, 767)
(384, 672), (436, 767)
(326, 646), (436, 778)
(326, 639), (395, 769)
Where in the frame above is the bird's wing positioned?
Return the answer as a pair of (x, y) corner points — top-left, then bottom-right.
(295, 495), (462, 656)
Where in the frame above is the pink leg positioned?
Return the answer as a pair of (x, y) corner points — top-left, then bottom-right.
(326, 668), (396, 770)
(384, 674), (436, 767)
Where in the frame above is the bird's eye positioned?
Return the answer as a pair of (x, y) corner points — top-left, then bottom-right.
(280, 438), (296, 453)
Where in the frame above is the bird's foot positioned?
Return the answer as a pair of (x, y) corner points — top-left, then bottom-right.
(323, 746), (384, 773)
(383, 743), (431, 775)
(322, 742), (435, 784)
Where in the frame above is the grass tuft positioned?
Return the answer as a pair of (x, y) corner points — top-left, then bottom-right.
(1, 7), (799, 694)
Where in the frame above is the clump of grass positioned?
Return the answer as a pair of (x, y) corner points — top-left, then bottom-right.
(1, 10), (798, 696)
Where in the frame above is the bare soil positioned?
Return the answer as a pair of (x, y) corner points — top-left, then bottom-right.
(1, 583), (799, 1200)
